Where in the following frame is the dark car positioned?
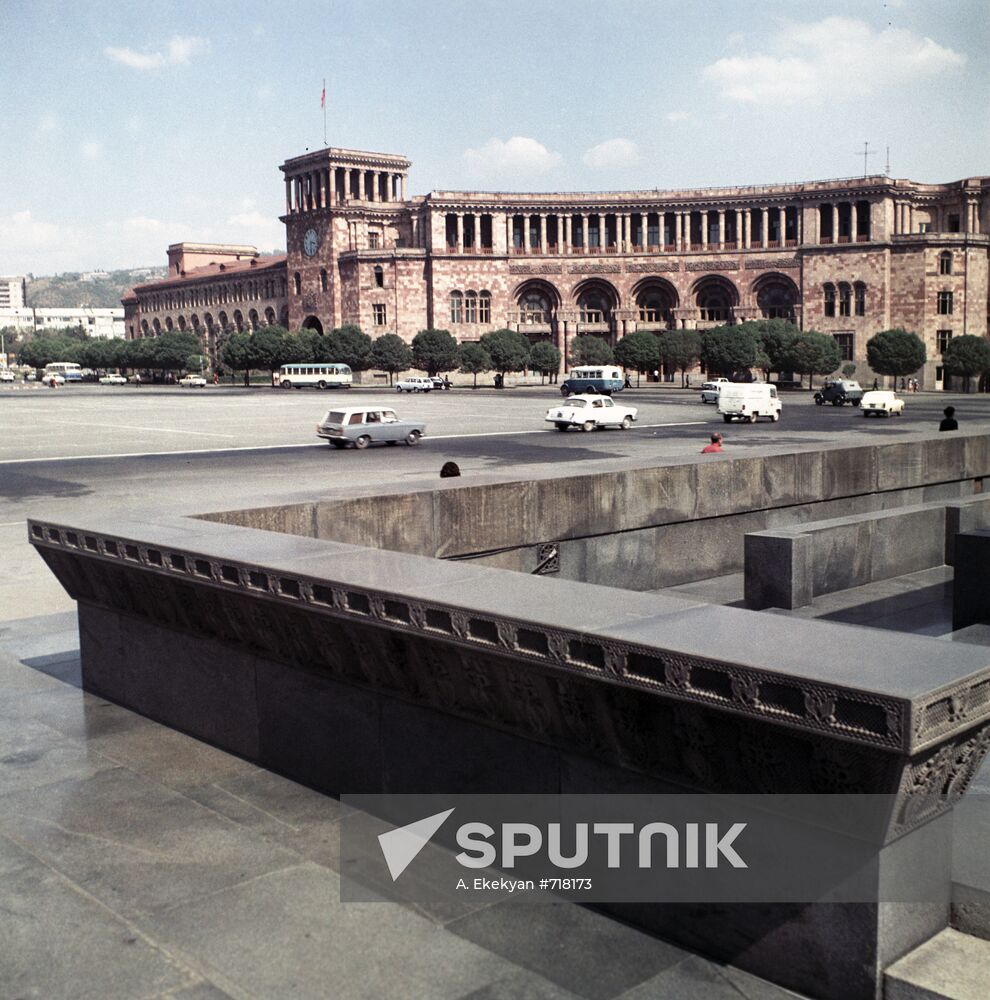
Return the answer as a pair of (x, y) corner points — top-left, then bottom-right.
(814, 379), (864, 406)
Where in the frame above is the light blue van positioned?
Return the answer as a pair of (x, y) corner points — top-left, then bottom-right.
(559, 366), (625, 397)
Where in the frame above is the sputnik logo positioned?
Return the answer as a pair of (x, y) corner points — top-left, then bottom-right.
(377, 808), (455, 881)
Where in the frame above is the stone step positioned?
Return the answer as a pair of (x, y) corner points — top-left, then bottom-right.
(884, 927), (990, 1000)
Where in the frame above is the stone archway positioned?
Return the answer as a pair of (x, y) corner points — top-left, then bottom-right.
(573, 278), (620, 344)
(691, 275), (739, 323)
(302, 315), (324, 336)
(752, 272), (799, 322)
(632, 277), (678, 330)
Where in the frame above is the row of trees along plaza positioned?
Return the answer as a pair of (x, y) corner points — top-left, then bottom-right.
(11, 321), (990, 391)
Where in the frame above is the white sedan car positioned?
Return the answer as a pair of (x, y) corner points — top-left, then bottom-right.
(546, 394), (638, 431)
(99, 373), (128, 385)
(179, 374), (208, 387)
(40, 373), (66, 386)
(860, 390), (905, 417)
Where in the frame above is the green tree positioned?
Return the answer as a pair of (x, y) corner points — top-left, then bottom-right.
(613, 331), (660, 386)
(411, 329), (459, 376)
(659, 330), (702, 387)
(866, 328), (927, 389)
(744, 319), (800, 380)
(942, 335), (990, 393)
(842, 362), (858, 379)
(700, 325), (758, 378)
(780, 330), (842, 389)
(185, 353), (209, 374)
(458, 342), (492, 388)
(479, 329), (530, 374)
(220, 332), (254, 385)
(569, 334), (613, 366)
(528, 341), (562, 384)
(150, 331), (200, 376)
(17, 335), (80, 368)
(78, 337), (123, 371)
(320, 324), (372, 370)
(370, 334), (414, 384)
(247, 325), (296, 374)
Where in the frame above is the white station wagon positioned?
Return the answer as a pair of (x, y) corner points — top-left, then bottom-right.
(317, 406), (425, 449)
(545, 394), (638, 432)
(395, 376), (433, 393)
(860, 390), (905, 417)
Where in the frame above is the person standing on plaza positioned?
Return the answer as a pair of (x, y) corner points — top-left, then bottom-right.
(939, 406), (958, 432)
(701, 432), (724, 453)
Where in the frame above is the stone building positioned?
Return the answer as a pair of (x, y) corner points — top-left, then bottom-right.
(126, 146), (989, 388)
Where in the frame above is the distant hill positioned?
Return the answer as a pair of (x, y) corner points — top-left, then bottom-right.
(25, 267), (168, 309)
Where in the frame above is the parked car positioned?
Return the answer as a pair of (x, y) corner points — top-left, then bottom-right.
(0, 369), (15, 382)
(814, 380), (863, 406)
(718, 383), (781, 423)
(99, 373), (128, 385)
(316, 406), (425, 449)
(40, 373), (66, 386)
(860, 390), (904, 417)
(545, 394), (638, 431)
(430, 376), (452, 390)
(700, 379), (729, 403)
(179, 374), (208, 388)
(396, 376), (433, 393)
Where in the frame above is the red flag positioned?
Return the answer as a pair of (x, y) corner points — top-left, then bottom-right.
(321, 85), (326, 109)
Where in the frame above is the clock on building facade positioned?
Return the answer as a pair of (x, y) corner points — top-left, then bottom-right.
(302, 228), (320, 257)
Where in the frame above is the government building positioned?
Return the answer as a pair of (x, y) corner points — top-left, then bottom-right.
(124, 146), (989, 388)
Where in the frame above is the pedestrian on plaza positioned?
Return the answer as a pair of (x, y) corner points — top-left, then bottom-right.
(624, 373), (632, 389)
(939, 406), (958, 432)
(213, 371), (219, 385)
(701, 432), (724, 454)
(872, 378), (879, 390)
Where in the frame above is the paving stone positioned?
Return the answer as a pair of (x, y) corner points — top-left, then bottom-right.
(884, 927), (990, 1000)
(0, 766), (299, 918)
(0, 832), (193, 1000)
(616, 954), (803, 999)
(140, 863), (521, 1000)
(456, 969), (585, 999)
(447, 899), (687, 999)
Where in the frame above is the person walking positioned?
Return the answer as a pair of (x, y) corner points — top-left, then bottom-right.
(939, 406), (958, 432)
(701, 432), (724, 453)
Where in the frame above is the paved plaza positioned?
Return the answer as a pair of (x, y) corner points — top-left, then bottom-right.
(3, 383), (990, 999)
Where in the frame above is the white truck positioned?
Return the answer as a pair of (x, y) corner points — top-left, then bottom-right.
(717, 383), (782, 423)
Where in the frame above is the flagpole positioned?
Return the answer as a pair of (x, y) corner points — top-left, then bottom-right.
(323, 78), (327, 147)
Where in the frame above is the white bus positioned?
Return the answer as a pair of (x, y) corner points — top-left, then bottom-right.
(43, 362), (83, 382)
(278, 363), (353, 390)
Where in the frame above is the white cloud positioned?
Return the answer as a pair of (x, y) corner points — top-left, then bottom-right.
(703, 17), (965, 104)
(665, 111), (690, 123)
(582, 138), (640, 170)
(463, 136), (562, 178)
(35, 113), (59, 137)
(104, 35), (209, 71)
(81, 140), (102, 160)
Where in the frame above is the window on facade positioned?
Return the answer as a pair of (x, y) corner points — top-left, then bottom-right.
(948, 214), (960, 233)
(479, 291), (491, 324)
(520, 290), (551, 324)
(373, 303), (387, 326)
(838, 283), (851, 317)
(937, 291), (954, 315)
(450, 291), (463, 323)
(833, 333), (854, 362)
(854, 282), (866, 317)
(374, 265), (384, 288)
(368, 232), (380, 249)
(320, 269), (328, 292)
(937, 330), (953, 354)
(939, 252), (953, 275)
(465, 291), (478, 323)
(293, 272), (301, 295)
(823, 283), (836, 317)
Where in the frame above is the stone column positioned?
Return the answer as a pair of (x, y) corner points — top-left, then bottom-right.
(718, 210), (725, 248)
(506, 215), (513, 251)
(476, 213), (484, 250)
(684, 212), (692, 249)
(674, 212), (681, 250)
(907, 204), (914, 233)
(456, 214), (464, 253)
(411, 216), (419, 247)
(581, 214), (588, 251)
(400, 175), (407, 201)
(639, 212), (647, 250)
(831, 204), (839, 242)
(540, 214), (547, 253)
(850, 203), (858, 242)
(285, 178), (292, 214)
(357, 171), (366, 201)
(598, 213), (605, 250)
(761, 207), (769, 248)
(778, 207), (786, 244)
(701, 212), (709, 249)
(743, 210), (751, 249)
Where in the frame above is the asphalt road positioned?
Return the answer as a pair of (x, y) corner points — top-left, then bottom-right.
(3, 382), (989, 620)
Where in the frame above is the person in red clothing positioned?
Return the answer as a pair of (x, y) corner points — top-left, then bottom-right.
(701, 432), (724, 453)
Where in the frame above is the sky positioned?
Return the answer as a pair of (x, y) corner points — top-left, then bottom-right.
(1, 0), (987, 275)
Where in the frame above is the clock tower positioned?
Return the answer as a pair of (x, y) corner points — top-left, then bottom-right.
(280, 147), (411, 334)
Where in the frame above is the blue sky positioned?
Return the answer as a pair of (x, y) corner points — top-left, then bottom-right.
(2, 0), (987, 274)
